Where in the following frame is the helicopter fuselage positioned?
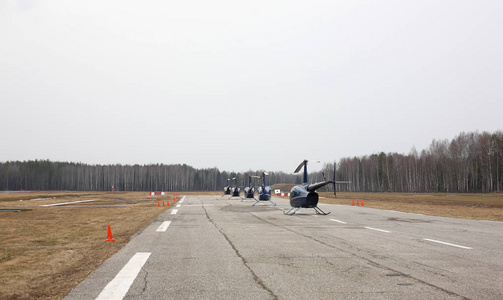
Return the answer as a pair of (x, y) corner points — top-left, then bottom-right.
(289, 181), (332, 208)
(290, 185), (318, 208)
(224, 186), (231, 195)
(244, 186), (255, 198)
(258, 186), (272, 200)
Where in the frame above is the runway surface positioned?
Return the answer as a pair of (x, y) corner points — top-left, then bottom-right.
(65, 195), (503, 299)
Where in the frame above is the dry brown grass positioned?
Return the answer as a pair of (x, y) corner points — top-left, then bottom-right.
(0, 191), (177, 300)
(319, 192), (503, 221)
(0, 191), (502, 299)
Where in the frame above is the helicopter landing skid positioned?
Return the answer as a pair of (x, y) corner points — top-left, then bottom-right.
(284, 206), (330, 215)
(314, 206), (331, 215)
(283, 207), (301, 215)
(252, 199), (276, 206)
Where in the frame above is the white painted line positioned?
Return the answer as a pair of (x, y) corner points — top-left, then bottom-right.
(171, 209), (178, 215)
(481, 220), (503, 224)
(179, 196), (185, 203)
(96, 252), (151, 300)
(422, 238), (473, 250)
(364, 226), (391, 233)
(156, 221), (171, 232)
(176, 204), (181, 208)
(330, 219), (347, 224)
(41, 199), (97, 207)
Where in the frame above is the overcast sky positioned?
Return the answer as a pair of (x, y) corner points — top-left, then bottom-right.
(1, 0), (502, 173)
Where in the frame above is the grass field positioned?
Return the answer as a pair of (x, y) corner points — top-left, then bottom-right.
(318, 192), (503, 221)
(0, 190), (502, 299)
(0, 191), (176, 300)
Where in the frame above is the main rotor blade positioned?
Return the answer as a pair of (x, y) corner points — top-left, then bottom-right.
(294, 160), (308, 173)
(294, 160), (320, 173)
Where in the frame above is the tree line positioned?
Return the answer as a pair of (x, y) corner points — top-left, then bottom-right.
(0, 161), (299, 192)
(1, 130), (502, 193)
(329, 131), (503, 193)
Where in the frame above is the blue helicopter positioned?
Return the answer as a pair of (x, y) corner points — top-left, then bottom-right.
(222, 179), (231, 196)
(243, 175), (257, 200)
(284, 160), (350, 215)
(229, 177), (243, 200)
(253, 172), (276, 206)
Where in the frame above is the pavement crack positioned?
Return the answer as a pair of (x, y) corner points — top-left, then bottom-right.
(251, 213), (469, 300)
(140, 269), (149, 295)
(202, 205), (278, 300)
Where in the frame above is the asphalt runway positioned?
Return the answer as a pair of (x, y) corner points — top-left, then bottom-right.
(65, 195), (503, 299)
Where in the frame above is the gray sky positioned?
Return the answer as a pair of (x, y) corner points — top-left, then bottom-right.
(1, 0), (502, 173)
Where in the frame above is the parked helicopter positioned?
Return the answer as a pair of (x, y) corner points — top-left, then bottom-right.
(284, 160), (350, 215)
(243, 175), (257, 200)
(253, 172), (276, 206)
(222, 179), (231, 196)
(229, 177), (243, 199)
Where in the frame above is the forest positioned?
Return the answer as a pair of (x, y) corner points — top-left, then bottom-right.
(1, 131), (502, 193)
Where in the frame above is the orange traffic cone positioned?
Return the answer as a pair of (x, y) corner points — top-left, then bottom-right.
(167, 200), (170, 206)
(162, 201), (165, 206)
(105, 225), (115, 242)
(158, 201), (160, 207)
(361, 200), (364, 206)
(352, 200), (354, 206)
(357, 200), (360, 206)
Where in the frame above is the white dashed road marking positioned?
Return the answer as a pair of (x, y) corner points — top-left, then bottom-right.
(171, 209), (178, 215)
(155, 221), (171, 232)
(364, 227), (391, 233)
(330, 219), (347, 224)
(423, 238), (473, 250)
(95, 252), (151, 300)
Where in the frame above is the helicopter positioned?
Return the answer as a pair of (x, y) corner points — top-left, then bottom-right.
(222, 179), (231, 196)
(284, 160), (350, 215)
(229, 177), (243, 200)
(243, 175), (257, 200)
(253, 172), (276, 206)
